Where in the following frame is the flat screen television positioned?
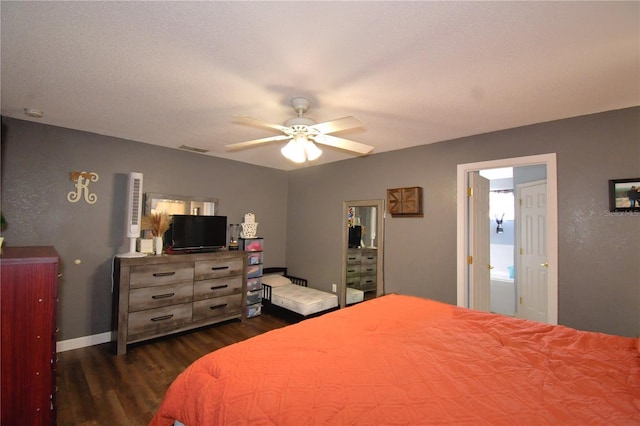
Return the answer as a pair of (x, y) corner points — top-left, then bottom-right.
(348, 225), (362, 248)
(166, 215), (227, 252)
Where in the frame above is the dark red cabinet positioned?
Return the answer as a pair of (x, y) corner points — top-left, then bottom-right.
(1, 246), (59, 425)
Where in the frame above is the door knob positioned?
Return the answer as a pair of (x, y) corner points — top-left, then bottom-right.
(541, 262), (549, 268)
(488, 265), (494, 270)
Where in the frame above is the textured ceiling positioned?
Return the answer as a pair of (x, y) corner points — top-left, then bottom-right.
(2, 1), (639, 170)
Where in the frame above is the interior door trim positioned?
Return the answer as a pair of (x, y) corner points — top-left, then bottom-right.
(456, 153), (558, 324)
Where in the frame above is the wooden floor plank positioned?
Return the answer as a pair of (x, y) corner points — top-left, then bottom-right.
(56, 315), (289, 425)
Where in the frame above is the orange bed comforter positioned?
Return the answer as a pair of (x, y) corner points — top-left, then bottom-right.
(150, 294), (639, 425)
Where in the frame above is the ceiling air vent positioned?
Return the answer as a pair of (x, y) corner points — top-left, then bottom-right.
(179, 145), (210, 153)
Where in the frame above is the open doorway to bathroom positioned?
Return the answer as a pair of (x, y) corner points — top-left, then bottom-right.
(457, 153), (558, 325)
(482, 167), (517, 316)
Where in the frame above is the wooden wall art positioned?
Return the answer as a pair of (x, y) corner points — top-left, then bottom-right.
(387, 186), (423, 217)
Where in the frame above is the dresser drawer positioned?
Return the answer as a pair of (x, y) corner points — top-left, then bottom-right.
(130, 262), (194, 289)
(129, 282), (193, 312)
(360, 275), (377, 292)
(346, 265), (361, 278)
(360, 251), (377, 265)
(247, 264), (263, 278)
(195, 257), (244, 280)
(360, 263), (377, 276)
(346, 251), (361, 264)
(247, 276), (262, 291)
(346, 276), (360, 287)
(193, 275), (243, 301)
(347, 263), (376, 276)
(193, 294), (242, 322)
(127, 303), (192, 339)
(247, 290), (261, 305)
(248, 252), (263, 265)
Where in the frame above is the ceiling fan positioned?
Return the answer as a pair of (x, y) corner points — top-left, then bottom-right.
(225, 97), (373, 163)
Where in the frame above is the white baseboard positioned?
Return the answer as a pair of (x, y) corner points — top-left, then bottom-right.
(57, 331), (111, 353)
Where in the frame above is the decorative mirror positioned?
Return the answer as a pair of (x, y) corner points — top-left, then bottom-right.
(144, 192), (218, 216)
(341, 199), (385, 308)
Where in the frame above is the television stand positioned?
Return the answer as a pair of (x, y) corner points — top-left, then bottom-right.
(112, 250), (247, 354)
(164, 247), (225, 255)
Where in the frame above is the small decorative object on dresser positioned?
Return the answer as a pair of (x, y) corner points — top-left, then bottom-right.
(228, 224), (241, 250)
(136, 237), (154, 254)
(241, 212), (258, 238)
(141, 212), (172, 255)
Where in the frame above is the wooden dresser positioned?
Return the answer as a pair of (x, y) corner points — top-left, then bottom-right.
(346, 248), (377, 293)
(113, 250), (247, 355)
(1, 246), (60, 426)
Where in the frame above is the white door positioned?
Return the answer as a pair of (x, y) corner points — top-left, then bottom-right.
(517, 180), (548, 322)
(469, 172), (491, 312)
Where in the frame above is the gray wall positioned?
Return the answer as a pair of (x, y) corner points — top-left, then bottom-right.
(0, 117), (288, 341)
(2, 107), (638, 341)
(287, 107), (640, 337)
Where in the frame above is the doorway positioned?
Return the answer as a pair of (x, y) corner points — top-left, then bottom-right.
(456, 153), (558, 325)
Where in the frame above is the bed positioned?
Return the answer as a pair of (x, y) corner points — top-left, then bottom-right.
(150, 294), (639, 425)
(260, 267), (339, 322)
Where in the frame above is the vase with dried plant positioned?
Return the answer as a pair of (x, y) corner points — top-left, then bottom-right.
(141, 212), (172, 255)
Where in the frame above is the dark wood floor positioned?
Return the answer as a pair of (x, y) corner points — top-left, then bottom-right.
(56, 314), (290, 425)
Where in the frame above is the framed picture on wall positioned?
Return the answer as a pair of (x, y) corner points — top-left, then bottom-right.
(609, 178), (640, 212)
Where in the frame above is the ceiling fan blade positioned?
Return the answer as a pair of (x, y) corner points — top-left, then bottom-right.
(225, 134), (292, 152)
(234, 115), (290, 133)
(311, 134), (374, 155)
(310, 116), (365, 135)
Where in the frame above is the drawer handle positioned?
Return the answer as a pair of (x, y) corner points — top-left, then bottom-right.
(152, 293), (175, 299)
(150, 314), (174, 322)
(347, 269), (357, 273)
(210, 266), (229, 271)
(209, 303), (228, 310)
(364, 280), (373, 284)
(153, 272), (176, 277)
(347, 256), (357, 260)
(366, 257), (375, 260)
(365, 268), (374, 272)
(210, 285), (228, 290)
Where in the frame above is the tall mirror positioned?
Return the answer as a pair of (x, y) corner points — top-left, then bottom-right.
(341, 199), (385, 307)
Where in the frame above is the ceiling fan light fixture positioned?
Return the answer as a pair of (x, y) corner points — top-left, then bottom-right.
(305, 140), (322, 161)
(281, 137), (306, 163)
(281, 134), (322, 163)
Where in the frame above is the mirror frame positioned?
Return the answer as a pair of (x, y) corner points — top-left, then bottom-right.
(341, 199), (385, 308)
(144, 192), (219, 216)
